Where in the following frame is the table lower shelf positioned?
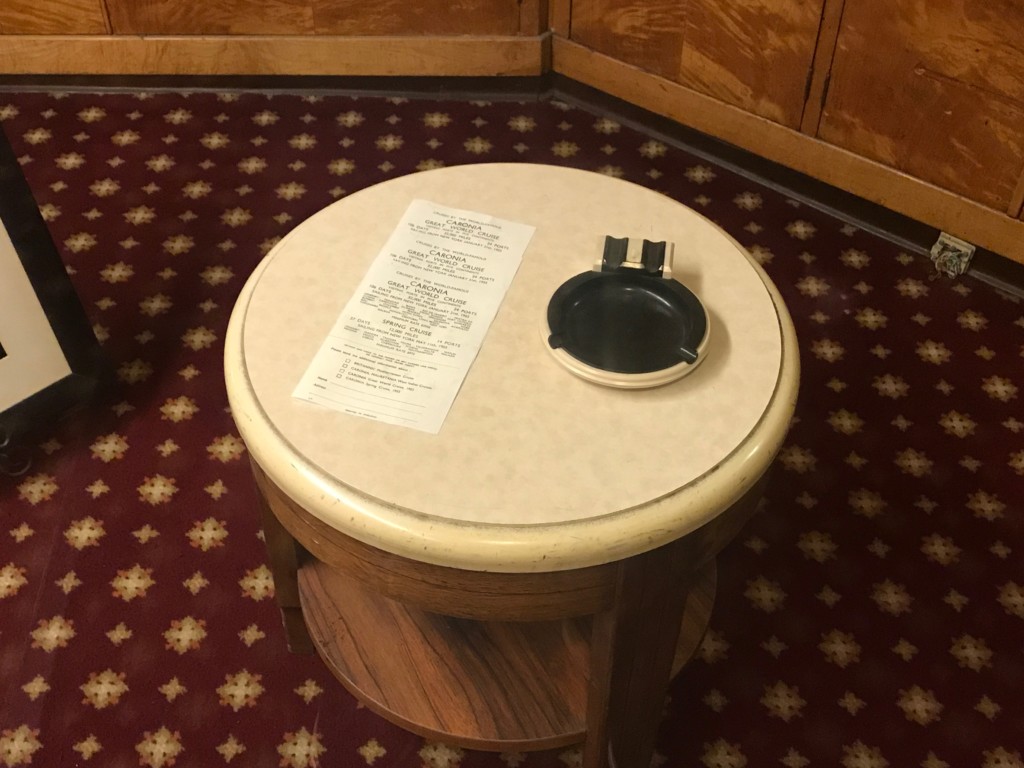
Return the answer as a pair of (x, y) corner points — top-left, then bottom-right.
(297, 558), (716, 751)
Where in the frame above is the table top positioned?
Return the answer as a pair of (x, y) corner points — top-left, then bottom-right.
(225, 163), (799, 572)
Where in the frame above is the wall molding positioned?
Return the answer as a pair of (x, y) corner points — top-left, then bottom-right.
(0, 34), (547, 77)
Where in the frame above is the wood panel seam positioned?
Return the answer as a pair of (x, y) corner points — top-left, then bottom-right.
(1008, 173), (1024, 219)
(548, 0), (570, 38)
(799, 0), (846, 135)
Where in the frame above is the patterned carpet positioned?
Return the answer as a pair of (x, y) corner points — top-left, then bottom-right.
(1, 88), (1022, 768)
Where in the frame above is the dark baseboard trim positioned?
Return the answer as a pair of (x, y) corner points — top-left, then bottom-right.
(970, 250), (1024, 298)
(0, 72), (1020, 295)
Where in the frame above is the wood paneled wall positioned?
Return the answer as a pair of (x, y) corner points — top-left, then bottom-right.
(571, 0), (824, 129)
(818, 0), (1024, 214)
(104, 0), (529, 37)
(0, 0), (107, 34)
(554, 0), (1024, 263)
(0, 0), (546, 77)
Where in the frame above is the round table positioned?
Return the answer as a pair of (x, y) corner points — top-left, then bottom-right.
(225, 163), (799, 768)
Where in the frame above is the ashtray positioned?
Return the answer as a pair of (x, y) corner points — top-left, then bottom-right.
(544, 236), (710, 388)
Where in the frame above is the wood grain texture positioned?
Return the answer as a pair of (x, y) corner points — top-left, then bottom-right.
(570, 0), (824, 128)
(250, 456), (741, 754)
(299, 559), (591, 750)
(105, 0), (521, 36)
(0, 35), (544, 76)
(313, 0), (521, 36)
(553, 37), (1024, 265)
(570, 0), (686, 81)
(519, 0), (546, 35)
(106, 0), (313, 35)
(297, 547), (714, 754)
(0, 0), (107, 34)
(818, 0), (1024, 211)
(253, 462), (618, 621)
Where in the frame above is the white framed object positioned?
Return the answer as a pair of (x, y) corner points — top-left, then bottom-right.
(0, 220), (73, 409)
(0, 128), (105, 444)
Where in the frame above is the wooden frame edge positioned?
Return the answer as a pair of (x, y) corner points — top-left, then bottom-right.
(553, 38), (1024, 265)
(0, 34), (546, 77)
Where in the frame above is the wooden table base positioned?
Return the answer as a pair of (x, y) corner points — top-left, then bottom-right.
(297, 556), (715, 751)
(252, 461), (760, 768)
(300, 558), (592, 749)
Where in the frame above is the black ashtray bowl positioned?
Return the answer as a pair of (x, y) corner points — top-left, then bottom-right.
(544, 237), (710, 388)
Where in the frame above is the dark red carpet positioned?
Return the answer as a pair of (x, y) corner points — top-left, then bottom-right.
(1, 89), (1022, 768)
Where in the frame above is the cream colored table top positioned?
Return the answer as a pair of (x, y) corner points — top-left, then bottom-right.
(225, 163), (799, 572)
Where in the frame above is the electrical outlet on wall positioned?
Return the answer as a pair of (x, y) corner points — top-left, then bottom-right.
(930, 232), (976, 277)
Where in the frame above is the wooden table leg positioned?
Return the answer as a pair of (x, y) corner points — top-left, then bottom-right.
(252, 462), (314, 654)
(583, 539), (697, 768)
